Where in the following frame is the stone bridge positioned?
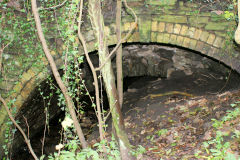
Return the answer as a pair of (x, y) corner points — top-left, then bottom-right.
(0, 0), (240, 154)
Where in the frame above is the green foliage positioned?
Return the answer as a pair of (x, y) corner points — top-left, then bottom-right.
(196, 102), (240, 159)
(48, 136), (121, 160)
(156, 128), (168, 136)
(224, 11), (235, 20)
(130, 145), (146, 157)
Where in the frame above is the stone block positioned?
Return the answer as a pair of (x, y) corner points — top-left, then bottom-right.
(202, 44), (211, 55)
(187, 27), (196, 38)
(170, 34), (177, 44)
(139, 17), (151, 42)
(200, 13), (212, 16)
(13, 82), (23, 93)
(200, 31), (210, 42)
(27, 69), (37, 78)
(176, 36), (184, 46)
(20, 78), (35, 100)
(183, 37), (190, 48)
(152, 21), (158, 32)
(210, 15), (226, 22)
(180, 25), (188, 36)
(174, 24), (182, 34)
(37, 71), (47, 82)
(207, 47), (219, 57)
(157, 33), (164, 43)
(206, 34), (216, 45)
(213, 37), (223, 48)
(21, 71), (33, 84)
(195, 41), (204, 52)
(166, 23), (174, 33)
(158, 22), (165, 32)
(163, 33), (170, 43)
(214, 31), (225, 37)
(205, 22), (228, 31)
(15, 95), (24, 110)
(153, 15), (188, 24)
(31, 65), (43, 75)
(188, 17), (209, 24)
(151, 32), (158, 42)
(189, 23), (206, 28)
(189, 39), (197, 50)
(128, 32), (140, 42)
(194, 29), (202, 40)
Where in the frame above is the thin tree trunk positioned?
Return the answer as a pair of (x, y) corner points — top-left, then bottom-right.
(88, 0), (133, 159)
(31, 0), (88, 149)
(0, 95), (39, 160)
(77, 0), (105, 142)
(116, 0), (123, 109)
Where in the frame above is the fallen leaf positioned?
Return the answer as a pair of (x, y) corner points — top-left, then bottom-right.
(202, 130), (212, 140)
(211, 10), (224, 15)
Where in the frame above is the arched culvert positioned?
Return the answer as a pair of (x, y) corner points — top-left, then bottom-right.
(10, 69), (109, 159)
(10, 43), (240, 159)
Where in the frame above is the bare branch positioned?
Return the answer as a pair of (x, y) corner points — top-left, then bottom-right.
(31, 0), (88, 148)
(39, 0), (67, 10)
(78, 0), (105, 142)
(0, 95), (39, 160)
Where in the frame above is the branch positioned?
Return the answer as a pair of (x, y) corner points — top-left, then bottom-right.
(0, 95), (39, 160)
(116, 0), (123, 108)
(78, 0), (105, 142)
(39, 0), (67, 10)
(95, 0), (138, 71)
(31, 0), (88, 148)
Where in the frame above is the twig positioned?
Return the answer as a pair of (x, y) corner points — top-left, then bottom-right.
(0, 95), (39, 160)
(78, 0), (105, 142)
(31, 0), (88, 148)
(22, 116), (30, 138)
(39, 0), (67, 10)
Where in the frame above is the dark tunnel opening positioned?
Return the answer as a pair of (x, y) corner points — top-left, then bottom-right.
(11, 43), (240, 159)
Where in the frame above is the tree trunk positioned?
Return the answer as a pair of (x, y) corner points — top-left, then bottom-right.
(88, 0), (133, 159)
(31, 0), (88, 149)
(116, 0), (123, 109)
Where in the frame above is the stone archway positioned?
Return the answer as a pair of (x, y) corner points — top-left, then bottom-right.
(1, 0), (240, 154)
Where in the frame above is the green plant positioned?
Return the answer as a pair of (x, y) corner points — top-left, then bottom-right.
(131, 145), (146, 157)
(156, 128), (168, 136)
(224, 11), (235, 20)
(196, 102), (240, 159)
(48, 136), (121, 160)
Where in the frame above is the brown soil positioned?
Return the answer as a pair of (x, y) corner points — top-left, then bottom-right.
(87, 70), (240, 159)
(116, 70), (240, 159)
